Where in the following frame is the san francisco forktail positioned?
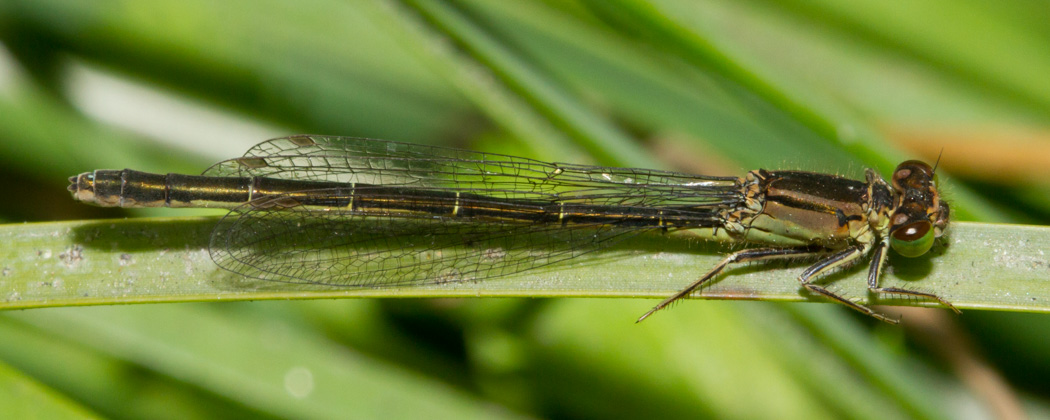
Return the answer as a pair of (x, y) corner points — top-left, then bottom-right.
(68, 135), (958, 323)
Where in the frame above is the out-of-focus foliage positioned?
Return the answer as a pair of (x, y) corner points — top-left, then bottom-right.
(1, 1), (1049, 419)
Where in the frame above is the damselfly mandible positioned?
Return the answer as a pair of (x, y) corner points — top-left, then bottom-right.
(68, 135), (958, 323)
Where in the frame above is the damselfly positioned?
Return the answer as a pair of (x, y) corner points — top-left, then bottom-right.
(69, 135), (958, 323)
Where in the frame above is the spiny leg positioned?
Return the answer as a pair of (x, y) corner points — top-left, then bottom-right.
(637, 246), (826, 323)
(866, 240), (961, 314)
(797, 244), (901, 324)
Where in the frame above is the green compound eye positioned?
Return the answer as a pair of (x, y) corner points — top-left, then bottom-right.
(890, 221), (935, 257)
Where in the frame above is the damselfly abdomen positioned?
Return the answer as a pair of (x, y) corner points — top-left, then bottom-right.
(69, 135), (957, 323)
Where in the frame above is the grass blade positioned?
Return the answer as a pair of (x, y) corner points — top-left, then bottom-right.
(2, 218), (1045, 317)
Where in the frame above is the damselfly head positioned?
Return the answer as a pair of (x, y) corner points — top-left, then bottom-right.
(889, 160), (947, 257)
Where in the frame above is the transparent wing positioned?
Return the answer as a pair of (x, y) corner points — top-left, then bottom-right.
(206, 136), (744, 286)
(210, 193), (654, 287)
(203, 135), (743, 209)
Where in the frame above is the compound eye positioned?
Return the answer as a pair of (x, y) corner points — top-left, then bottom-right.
(890, 221), (935, 257)
(892, 160), (934, 190)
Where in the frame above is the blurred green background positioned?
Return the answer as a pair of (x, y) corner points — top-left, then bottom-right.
(2, 0), (1050, 418)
